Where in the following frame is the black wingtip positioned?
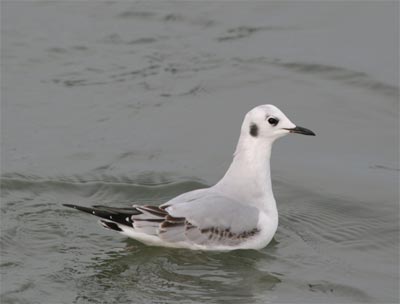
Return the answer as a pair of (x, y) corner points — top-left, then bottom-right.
(63, 204), (77, 209)
(62, 204), (140, 228)
(62, 203), (97, 215)
(100, 220), (123, 232)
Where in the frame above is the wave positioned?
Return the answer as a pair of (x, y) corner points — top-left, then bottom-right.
(234, 57), (399, 97)
(1, 172), (208, 205)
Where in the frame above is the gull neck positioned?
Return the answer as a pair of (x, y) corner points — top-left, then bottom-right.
(215, 134), (276, 211)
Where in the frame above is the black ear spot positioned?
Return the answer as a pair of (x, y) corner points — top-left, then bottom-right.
(250, 123), (258, 137)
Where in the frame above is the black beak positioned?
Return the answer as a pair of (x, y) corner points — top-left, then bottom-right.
(285, 126), (316, 136)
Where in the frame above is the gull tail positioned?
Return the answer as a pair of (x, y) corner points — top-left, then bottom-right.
(63, 204), (141, 232)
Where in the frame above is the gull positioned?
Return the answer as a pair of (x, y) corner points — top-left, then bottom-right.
(64, 104), (315, 251)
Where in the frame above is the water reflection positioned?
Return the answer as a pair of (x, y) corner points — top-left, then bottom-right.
(74, 241), (281, 304)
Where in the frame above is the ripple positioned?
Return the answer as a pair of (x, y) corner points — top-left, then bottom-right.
(117, 10), (156, 19)
(1, 173), (396, 303)
(370, 164), (400, 172)
(72, 246), (280, 304)
(1, 173), (207, 206)
(307, 281), (371, 301)
(281, 198), (396, 252)
(275, 61), (398, 96)
(217, 26), (295, 42)
(275, 182), (399, 275)
(233, 57), (399, 97)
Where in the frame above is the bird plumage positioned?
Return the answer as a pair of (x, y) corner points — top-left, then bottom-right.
(64, 104), (315, 251)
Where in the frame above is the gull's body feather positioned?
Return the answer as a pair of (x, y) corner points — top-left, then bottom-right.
(64, 104), (314, 251)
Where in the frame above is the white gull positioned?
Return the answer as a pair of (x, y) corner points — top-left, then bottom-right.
(64, 104), (315, 251)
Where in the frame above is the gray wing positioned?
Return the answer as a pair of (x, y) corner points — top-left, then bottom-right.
(158, 189), (260, 246)
(66, 189), (260, 247)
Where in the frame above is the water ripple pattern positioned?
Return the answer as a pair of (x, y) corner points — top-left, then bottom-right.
(1, 1), (398, 304)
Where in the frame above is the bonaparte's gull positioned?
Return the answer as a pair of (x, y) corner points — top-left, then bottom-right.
(64, 104), (315, 251)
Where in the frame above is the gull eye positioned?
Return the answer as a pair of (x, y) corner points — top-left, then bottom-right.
(268, 117), (279, 126)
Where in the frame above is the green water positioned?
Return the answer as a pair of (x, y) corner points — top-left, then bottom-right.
(1, 1), (398, 303)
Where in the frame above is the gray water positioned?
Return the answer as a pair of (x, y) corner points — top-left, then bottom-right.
(1, 1), (399, 303)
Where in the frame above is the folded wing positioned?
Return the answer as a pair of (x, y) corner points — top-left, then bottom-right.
(64, 190), (260, 247)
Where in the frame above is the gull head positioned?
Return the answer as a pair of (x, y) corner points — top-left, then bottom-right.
(242, 104), (315, 142)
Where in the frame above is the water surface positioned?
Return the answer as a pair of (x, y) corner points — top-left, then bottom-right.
(1, 2), (398, 303)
